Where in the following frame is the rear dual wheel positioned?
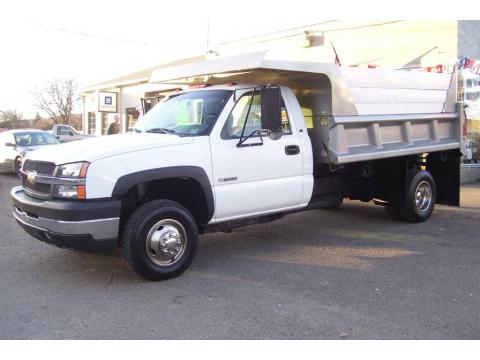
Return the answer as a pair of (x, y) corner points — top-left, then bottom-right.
(384, 170), (436, 223)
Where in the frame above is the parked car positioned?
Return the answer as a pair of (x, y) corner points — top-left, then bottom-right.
(0, 129), (60, 176)
(50, 124), (92, 142)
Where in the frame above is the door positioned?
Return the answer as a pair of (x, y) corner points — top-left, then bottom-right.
(211, 89), (304, 221)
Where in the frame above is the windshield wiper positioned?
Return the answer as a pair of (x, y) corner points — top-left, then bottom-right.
(145, 128), (176, 134)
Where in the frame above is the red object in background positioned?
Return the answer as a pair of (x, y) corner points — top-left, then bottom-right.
(424, 64), (444, 73)
(368, 64), (377, 69)
(466, 59), (475, 68)
(463, 123), (468, 137)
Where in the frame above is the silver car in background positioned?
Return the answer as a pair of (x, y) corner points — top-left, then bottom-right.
(0, 129), (60, 176)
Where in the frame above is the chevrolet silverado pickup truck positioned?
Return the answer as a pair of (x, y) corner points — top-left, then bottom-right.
(11, 52), (465, 280)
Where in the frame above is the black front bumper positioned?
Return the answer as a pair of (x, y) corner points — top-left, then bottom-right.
(16, 220), (116, 252)
(11, 187), (121, 252)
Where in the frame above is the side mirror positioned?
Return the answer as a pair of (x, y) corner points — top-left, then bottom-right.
(68, 131), (74, 136)
(5, 142), (16, 147)
(260, 87), (282, 136)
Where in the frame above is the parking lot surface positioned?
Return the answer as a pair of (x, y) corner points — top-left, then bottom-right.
(1, 173), (479, 339)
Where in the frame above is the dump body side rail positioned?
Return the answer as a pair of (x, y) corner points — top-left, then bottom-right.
(324, 112), (461, 165)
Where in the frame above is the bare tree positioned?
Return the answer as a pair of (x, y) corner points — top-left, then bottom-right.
(0, 109), (23, 129)
(31, 78), (79, 125)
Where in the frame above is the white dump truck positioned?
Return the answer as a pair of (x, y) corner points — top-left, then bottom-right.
(11, 52), (464, 280)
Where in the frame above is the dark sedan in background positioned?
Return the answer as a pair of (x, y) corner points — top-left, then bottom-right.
(0, 129), (60, 176)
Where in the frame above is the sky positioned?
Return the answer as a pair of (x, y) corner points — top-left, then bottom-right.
(0, 0), (328, 118)
(0, 0), (477, 118)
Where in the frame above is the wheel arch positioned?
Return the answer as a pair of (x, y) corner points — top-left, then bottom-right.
(112, 166), (215, 228)
(14, 155), (23, 174)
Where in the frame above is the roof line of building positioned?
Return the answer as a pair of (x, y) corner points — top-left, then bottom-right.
(80, 55), (206, 93)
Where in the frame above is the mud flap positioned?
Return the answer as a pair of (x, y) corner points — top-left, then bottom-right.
(426, 150), (461, 207)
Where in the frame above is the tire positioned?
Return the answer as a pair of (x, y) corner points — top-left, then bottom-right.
(384, 206), (402, 219)
(398, 170), (436, 223)
(14, 157), (22, 178)
(121, 199), (199, 281)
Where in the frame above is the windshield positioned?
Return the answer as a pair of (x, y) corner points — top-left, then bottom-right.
(15, 132), (60, 146)
(134, 90), (232, 136)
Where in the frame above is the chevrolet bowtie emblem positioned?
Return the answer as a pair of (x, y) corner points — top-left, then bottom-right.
(27, 173), (36, 185)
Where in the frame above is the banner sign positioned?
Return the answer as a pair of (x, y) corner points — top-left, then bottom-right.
(421, 64), (456, 74)
(99, 92), (117, 113)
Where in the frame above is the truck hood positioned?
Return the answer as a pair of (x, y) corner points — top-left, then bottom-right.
(24, 133), (193, 164)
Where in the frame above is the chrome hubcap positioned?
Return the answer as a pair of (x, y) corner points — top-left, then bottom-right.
(145, 219), (187, 266)
(415, 181), (432, 213)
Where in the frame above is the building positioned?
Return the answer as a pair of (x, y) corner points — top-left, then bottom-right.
(81, 20), (480, 135)
(81, 56), (206, 135)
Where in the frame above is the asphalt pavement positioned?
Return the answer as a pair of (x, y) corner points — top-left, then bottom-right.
(1, 173), (479, 339)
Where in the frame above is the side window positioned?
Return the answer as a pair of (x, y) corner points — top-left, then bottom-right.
(221, 92), (291, 139)
(34, 134), (44, 144)
(15, 134), (31, 146)
(58, 126), (70, 135)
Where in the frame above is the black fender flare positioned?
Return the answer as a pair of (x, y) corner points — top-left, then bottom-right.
(111, 166), (215, 222)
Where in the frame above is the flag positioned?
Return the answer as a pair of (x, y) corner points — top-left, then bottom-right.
(331, 42), (341, 66)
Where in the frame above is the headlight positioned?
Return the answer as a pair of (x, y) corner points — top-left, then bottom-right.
(56, 162), (89, 178)
(54, 185), (80, 199)
(54, 162), (89, 200)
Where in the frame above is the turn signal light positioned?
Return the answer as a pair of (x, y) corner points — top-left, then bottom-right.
(77, 185), (86, 200)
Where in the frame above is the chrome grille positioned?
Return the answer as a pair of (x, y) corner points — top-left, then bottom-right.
(23, 160), (56, 175)
(22, 178), (52, 195)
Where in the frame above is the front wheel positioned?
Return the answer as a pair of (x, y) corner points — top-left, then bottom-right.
(122, 199), (199, 281)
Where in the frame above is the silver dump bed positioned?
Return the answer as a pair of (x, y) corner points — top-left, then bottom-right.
(149, 51), (464, 165)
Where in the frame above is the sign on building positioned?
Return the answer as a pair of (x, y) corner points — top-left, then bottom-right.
(98, 92), (117, 112)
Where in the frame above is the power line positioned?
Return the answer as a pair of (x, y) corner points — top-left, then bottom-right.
(215, 20), (404, 47)
(216, 20), (339, 46)
(322, 20), (403, 33)
(25, 19), (405, 52)
(25, 20), (201, 49)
